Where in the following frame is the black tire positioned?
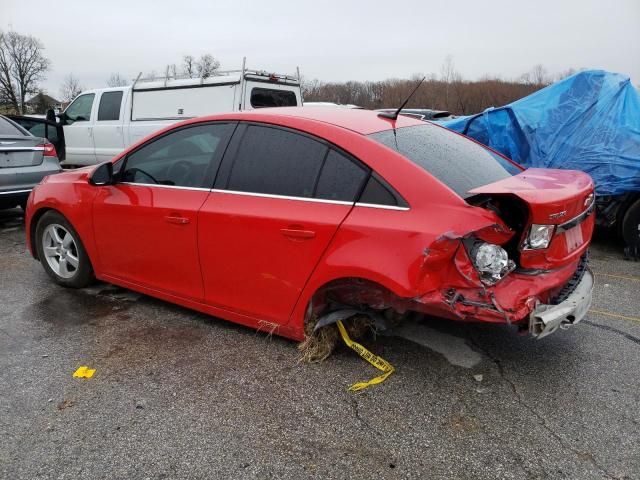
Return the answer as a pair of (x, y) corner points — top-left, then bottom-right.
(35, 210), (95, 287)
(621, 199), (640, 260)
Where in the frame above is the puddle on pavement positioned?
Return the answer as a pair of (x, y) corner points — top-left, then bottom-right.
(392, 319), (484, 368)
(26, 287), (135, 327)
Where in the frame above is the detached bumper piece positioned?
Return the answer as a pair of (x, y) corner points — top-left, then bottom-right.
(529, 268), (594, 339)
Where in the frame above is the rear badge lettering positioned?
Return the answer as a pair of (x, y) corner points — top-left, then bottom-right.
(549, 210), (567, 220)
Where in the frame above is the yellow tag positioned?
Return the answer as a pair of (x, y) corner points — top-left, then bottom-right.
(73, 366), (96, 378)
(336, 320), (395, 392)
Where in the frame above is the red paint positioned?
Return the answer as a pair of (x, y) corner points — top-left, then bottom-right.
(25, 108), (595, 341)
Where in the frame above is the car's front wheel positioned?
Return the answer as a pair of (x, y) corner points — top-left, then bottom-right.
(35, 211), (95, 287)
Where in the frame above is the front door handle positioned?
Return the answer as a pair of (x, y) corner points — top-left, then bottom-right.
(165, 214), (190, 225)
(280, 228), (316, 240)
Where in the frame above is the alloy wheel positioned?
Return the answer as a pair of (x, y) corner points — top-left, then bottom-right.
(42, 223), (80, 279)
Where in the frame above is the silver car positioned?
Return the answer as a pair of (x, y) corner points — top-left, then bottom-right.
(0, 115), (61, 210)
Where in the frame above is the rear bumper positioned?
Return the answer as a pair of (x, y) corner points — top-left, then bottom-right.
(0, 158), (61, 205)
(528, 268), (594, 339)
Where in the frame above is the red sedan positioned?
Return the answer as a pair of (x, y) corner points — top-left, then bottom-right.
(25, 108), (595, 340)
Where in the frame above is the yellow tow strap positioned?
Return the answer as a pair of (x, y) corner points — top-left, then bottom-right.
(336, 320), (395, 392)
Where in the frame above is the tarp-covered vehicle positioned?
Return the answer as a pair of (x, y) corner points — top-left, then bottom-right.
(442, 70), (640, 258)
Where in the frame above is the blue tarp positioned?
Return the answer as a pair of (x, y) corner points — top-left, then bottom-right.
(441, 70), (640, 196)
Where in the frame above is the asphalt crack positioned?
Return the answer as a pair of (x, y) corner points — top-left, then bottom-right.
(467, 334), (620, 480)
(583, 320), (640, 346)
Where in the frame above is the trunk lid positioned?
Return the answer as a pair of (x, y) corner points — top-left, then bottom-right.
(0, 136), (45, 168)
(468, 168), (595, 269)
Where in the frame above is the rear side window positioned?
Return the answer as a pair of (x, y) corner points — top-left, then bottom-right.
(315, 150), (368, 202)
(369, 123), (520, 198)
(227, 125), (326, 197)
(359, 174), (406, 207)
(65, 93), (94, 122)
(97, 91), (123, 121)
(250, 88), (297, 108)
(0, 117), (26, 136)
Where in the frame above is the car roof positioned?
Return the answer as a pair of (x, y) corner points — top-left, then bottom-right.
(203, 107), (426, 135)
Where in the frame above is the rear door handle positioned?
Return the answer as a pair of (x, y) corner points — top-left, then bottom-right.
(165, 215), (190, 225)
(280, 228), (315, 240)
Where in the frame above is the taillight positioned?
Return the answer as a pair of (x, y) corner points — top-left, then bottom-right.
(38, 143), (57, 157)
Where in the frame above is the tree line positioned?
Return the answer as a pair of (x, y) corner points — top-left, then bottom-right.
(302, 60), (576, 115)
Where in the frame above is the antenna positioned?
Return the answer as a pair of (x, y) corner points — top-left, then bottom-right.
(378, 76), (426, 120)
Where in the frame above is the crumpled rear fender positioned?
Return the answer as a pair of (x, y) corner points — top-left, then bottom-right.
(289, 203), (581, 338)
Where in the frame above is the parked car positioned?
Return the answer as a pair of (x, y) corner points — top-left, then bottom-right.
(304, 102), (363, 109)
(0, 115), (61, 210)
(25, 108), (594, 341)
(11, 62), (302, 167)
(375, 108), (453, 121)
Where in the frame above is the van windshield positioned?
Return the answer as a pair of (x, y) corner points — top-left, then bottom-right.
(368, 123), (521, 198)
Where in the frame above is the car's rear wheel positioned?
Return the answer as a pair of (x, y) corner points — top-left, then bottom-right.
(622, 199), (640, 260)
(35, 211), (95, 287)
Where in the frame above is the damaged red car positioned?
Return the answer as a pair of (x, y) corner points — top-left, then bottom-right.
(25, 108), (594, 340)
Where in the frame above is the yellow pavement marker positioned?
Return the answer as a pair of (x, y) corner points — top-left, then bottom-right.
(594, 272), (640, 282)
(336, 320), (395, 392)
(72, 366), (96, 378)
(589, 309), (640, 324)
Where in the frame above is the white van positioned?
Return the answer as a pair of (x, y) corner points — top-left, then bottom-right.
(58, 65), (302, 166)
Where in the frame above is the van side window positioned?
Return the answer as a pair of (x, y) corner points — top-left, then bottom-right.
(97, 91), (123, 121)
(315, 150), (368, 202)
(250, 88), (297, 108)
(121, 124), (234, 188)
(226, 125), (326, 197)
(64, 94), (95, 123)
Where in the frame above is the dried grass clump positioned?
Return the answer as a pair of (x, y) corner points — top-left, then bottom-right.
(298, 314), (374, 363)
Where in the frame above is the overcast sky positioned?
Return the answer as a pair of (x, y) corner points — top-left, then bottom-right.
(2, 0), (639, 97)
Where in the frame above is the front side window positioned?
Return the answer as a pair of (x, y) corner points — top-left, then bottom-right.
(226, 125), (326, 197)
(97, 91), (123, 121)
(65, 94), (95, 123)
(369, 123), (520, 198)
(121, 124), (234, 188)
(250, 88), (297, 108)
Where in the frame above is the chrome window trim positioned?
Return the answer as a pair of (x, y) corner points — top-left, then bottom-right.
(118, 182), (211, 192)
(355, 202), (410, 211)
(211, 188), (353, 206)
(0, 188), (32, 195)
(116, 183), (410, 210)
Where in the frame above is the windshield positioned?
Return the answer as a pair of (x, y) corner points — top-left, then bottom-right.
(369, 123), (520, 198)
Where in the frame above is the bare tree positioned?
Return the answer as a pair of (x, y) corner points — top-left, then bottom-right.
(440, 55), (457, 108)
(0, 31), (50, 114)
(106, 72), (127, 87)
(60, 74), (83, 103)
(196, 54), (220, 79)
(530, 64), (548, 85)
(182, 55), (196, 78)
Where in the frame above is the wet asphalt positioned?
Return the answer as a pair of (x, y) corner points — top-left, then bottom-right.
(1, 207), (639, 480)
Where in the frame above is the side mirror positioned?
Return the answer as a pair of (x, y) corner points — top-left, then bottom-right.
(45, 109), (56, 122)
(57, 111), (68, 125)
(89, 162), (114, 186)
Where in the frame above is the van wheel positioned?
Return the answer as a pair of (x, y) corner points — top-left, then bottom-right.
(622, 199), (640, 260)
(35, 211), (95, 287)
